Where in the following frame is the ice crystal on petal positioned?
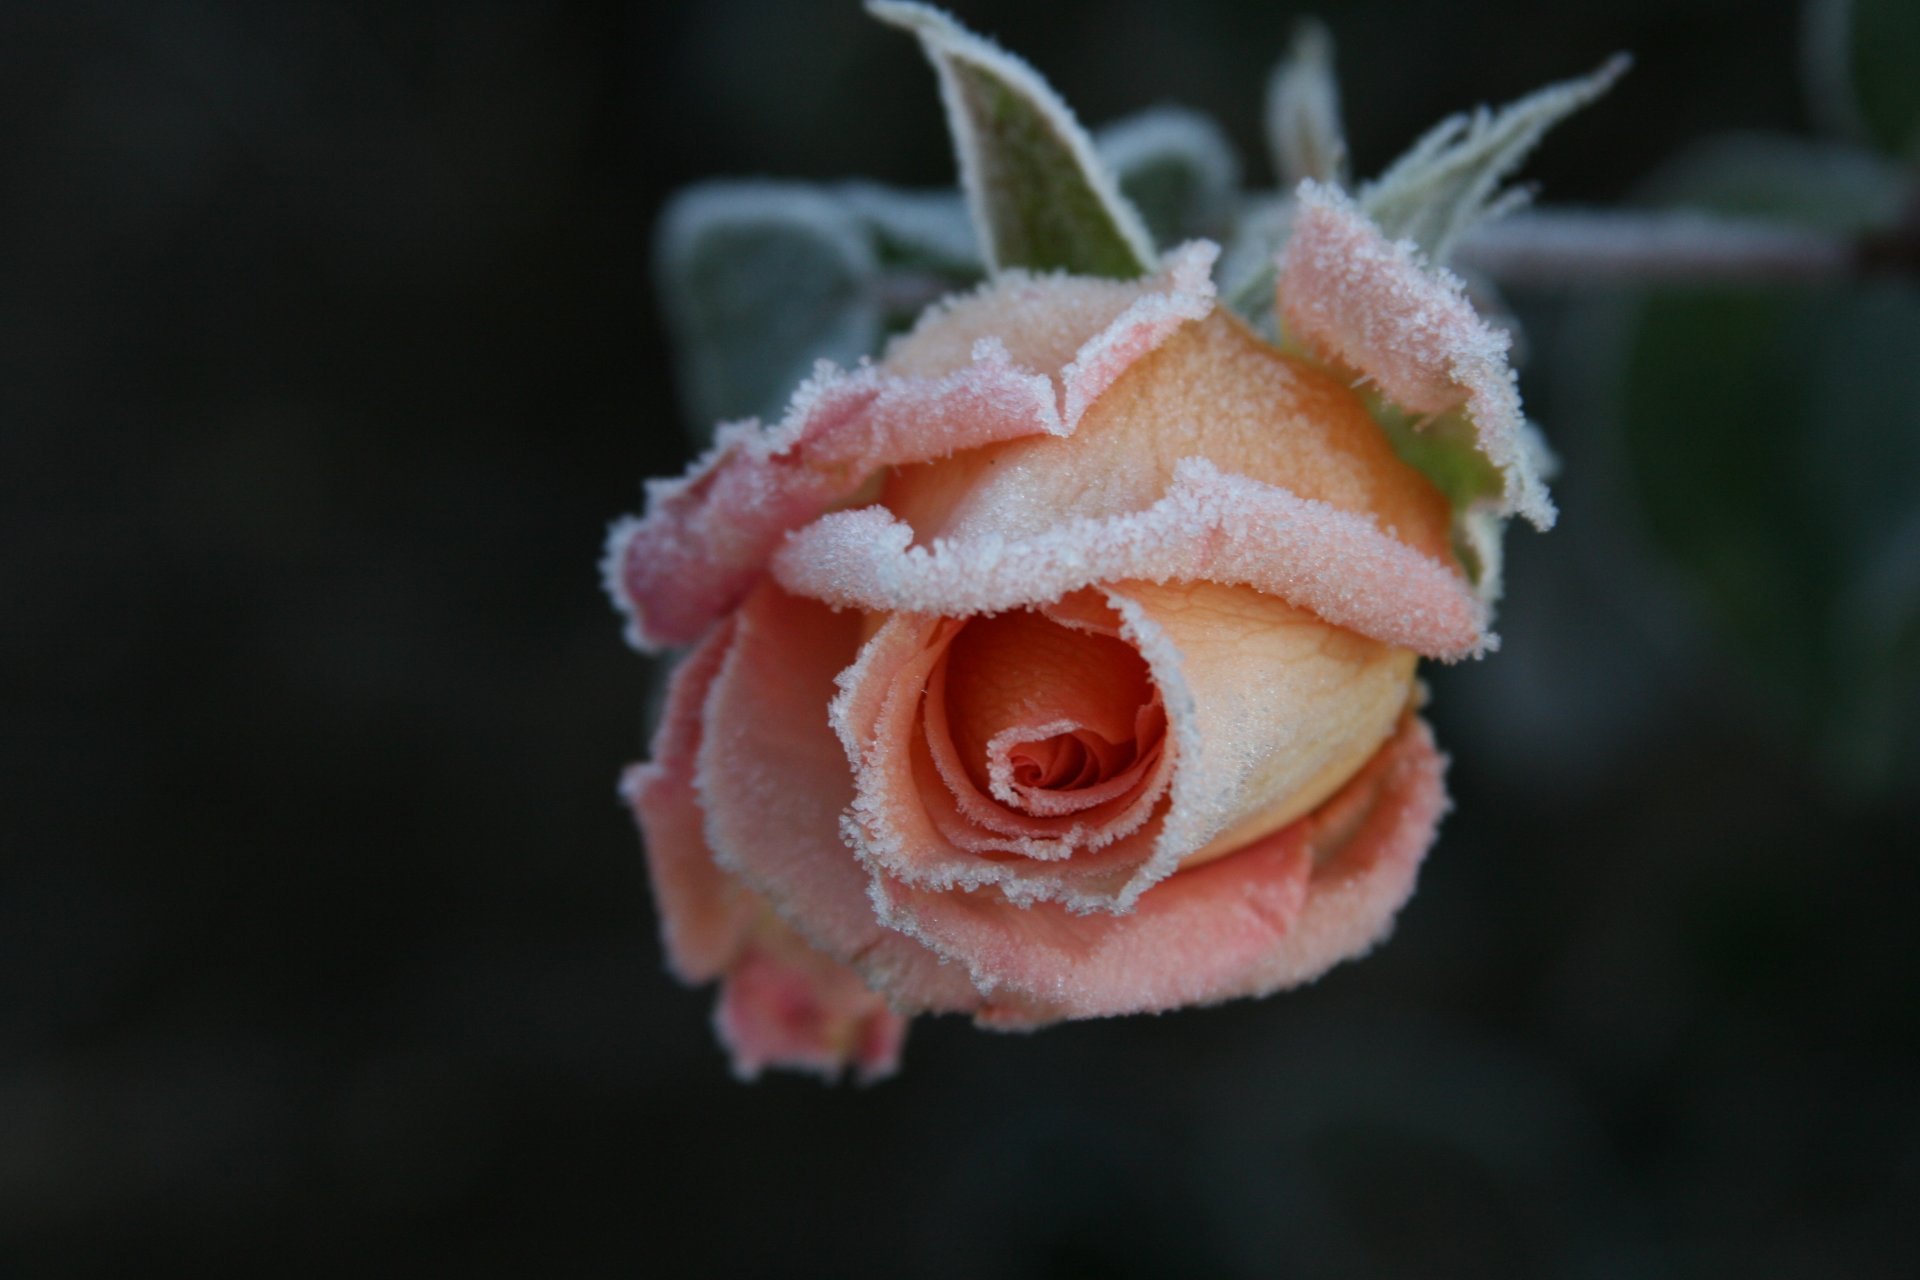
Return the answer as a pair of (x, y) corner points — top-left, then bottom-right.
(1277, 182), (1555, 529)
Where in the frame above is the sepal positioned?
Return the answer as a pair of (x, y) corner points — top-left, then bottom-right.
(870, 2), (1157, 278)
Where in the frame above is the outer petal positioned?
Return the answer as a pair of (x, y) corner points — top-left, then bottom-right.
(694, 580), (979, 1015)
(715, 921), (910, 1084)
(624, 612), (912, 1080)
(623, 616), (754, 983)
(1276, 180), (1553, 528)
(605, 243), (1217, 652)
(870, 714), (1448, 1019)
(775, 457), (1489, 660)
(878, 308), (1454, 557)
(776, 305), (1484, 655)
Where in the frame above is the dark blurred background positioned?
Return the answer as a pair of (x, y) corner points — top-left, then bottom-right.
(6, 0), (1917, 1275)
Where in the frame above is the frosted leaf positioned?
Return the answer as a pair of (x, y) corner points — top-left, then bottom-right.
(1452, 508), (1506, 601)
(655, 181), (883, 435)
(836, 182), (982, 276)
(1096, 107), (1242, 247)
(1277, 181), (1555, 530)
(1218, 194), (1294, 334)
(869, 2), (1156, 277)
(1265, 19), (1349, 188)
(1360, 55), (1628, 262)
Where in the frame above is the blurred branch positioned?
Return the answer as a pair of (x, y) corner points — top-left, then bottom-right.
(1457, 206), (1920, 286)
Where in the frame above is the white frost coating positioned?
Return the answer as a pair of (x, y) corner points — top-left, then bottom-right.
(1359, 56), (1628, 264)
(1096, 587), (1211, 912)
(1277, 181), (1555, 530)
(1265, 19), (1348, 187)
(1096, 106), (1243, 236)
(605, 243), (1217, 654)
(1060, 241), (1217, 425)
(846, 588), (1211, 932)
(828, 612), (1177, 913)
(868, 1), (1158, 274)
(773, 457), (1492, 660)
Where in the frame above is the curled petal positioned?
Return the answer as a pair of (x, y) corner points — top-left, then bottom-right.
(693, 581), (980, 1015)
(605, 243), (1218, 652)
(776, 458), (1491, 660)
(1277, 180), (1553, 528)
(829, 603), (1173, 911)
(625, 607), (924, 1080)
(831, 580), (1415, 919)
(623, 617), (754, 983)
(871, 714), (1448, 1019)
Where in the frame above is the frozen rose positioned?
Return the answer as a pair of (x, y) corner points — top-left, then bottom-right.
(608, 192), (1524, 1078)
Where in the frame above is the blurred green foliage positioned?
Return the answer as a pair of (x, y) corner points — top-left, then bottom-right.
(1598, 137), (1920, 789)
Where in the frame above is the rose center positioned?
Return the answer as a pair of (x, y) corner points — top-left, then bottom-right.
(937, 606), (1164, 818)
(1006, 727), (1135, 791)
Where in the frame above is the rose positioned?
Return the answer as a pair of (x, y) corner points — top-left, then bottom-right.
(608, 189), (1516, 1080)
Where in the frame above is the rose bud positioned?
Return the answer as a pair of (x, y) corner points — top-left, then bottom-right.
(606, 5), (1601, 1078)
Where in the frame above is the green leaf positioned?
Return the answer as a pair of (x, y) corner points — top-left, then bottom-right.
(1361, 392), (1520, 596)
(1365, 395), (1509, 512)
(1361, 55), (1629, 262)
(1853, 0), (1920, 159)
(1808, 0), (1920, 161)
(1217, 195), (1292, 336)
(1576, 135), (1920, 788)
(869, 2), (1155, 278)
(654, 182), (883, 435)
(836, 182), (982, 276)
(1097, 108), (1241, 248)
(1264, 18), (1348, 187)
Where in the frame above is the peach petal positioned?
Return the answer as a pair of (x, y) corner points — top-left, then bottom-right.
(1228, 717), (1450, 997)
(880, 308), (1457, 563)
(916, 591), (1172, 847)
(605, 243), (1219, 653)
(938, 606), (1154, 803)
(869, 715), (1448, 1019)
(773, 457), (1491, 659)
(832, 612), (1169, 904)
(832, 579), (1413, 921)
(622, 616), (755, 983)
(1099, 582), (1416, 896)
(1277, 180), (1554, 528)
(915, 723), (1171, 859)
(880, 240), (1217, 394)
(714, 924), (910, 1084)
(694, 581), (979, 1015)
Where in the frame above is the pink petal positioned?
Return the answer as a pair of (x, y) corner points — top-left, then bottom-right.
(714, 922), (910, 1084)
(622, 616), (755, 983)
(605, 243), (1219, 653)
(829, 605), (1174, 910)
(1277, 180), (1554, 528)
(833, 580), (1416, 921)
(870, 714), (1449, 1020)
(874, 308), (1458, 557)
(694, 581), (980, 1015)
(775, 457), (1490, 660)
